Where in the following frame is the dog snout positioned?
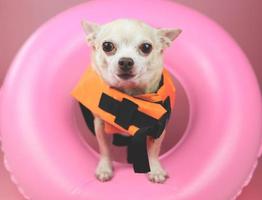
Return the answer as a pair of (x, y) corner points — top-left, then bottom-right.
(118, 57), (134, 72)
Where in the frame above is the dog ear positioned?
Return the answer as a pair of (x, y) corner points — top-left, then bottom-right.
(158, 28), (182, 48)
(82, 20), (100, 35)
(81, 20), (100, 47)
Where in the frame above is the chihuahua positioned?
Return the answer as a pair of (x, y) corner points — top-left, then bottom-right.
(81, 19), (181, 183)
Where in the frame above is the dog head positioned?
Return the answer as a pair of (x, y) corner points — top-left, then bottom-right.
(82, 19), (181, 92)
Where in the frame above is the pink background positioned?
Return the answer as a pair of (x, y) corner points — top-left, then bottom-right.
(0, 0), (261, 199)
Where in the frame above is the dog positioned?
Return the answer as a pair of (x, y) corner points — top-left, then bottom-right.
(81, 19), (181, 183)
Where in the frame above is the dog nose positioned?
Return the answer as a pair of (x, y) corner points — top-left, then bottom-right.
(118, 57), (134, 72)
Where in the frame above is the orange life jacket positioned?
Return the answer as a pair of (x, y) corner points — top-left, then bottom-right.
(71, 67), (176, 173)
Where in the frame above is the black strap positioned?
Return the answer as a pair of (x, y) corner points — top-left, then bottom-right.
(99, 93), (159, 132)
(113, 133), (150, 172)
(112, 129), (151, 173)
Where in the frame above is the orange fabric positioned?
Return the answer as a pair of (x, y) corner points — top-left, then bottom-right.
(71, 67), (176, 136)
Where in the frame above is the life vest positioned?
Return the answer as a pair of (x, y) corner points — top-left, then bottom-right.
(71, 67), (176, 173)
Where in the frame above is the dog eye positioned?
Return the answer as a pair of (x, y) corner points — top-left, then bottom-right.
(139, 43), (152, 55)
(102, 42), (115, 53)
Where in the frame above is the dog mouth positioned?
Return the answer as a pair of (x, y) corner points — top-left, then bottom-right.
(116, 73), (136, 80)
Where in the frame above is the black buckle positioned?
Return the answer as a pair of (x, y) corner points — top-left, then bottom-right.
(114, 98), (138, 129)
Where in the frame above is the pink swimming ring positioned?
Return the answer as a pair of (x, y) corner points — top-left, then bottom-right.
(1, 0), (262, 199)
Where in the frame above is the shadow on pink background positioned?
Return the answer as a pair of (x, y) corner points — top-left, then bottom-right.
(0, 0), (261, 199)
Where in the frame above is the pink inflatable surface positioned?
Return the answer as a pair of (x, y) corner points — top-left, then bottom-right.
(0, 0), (262, 199)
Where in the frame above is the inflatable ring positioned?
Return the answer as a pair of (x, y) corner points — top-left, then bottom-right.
(1, 0), (262, 199)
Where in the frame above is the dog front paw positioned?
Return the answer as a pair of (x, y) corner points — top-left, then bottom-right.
(95, 158), (113, 182)
(148, 167), (169, 183)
